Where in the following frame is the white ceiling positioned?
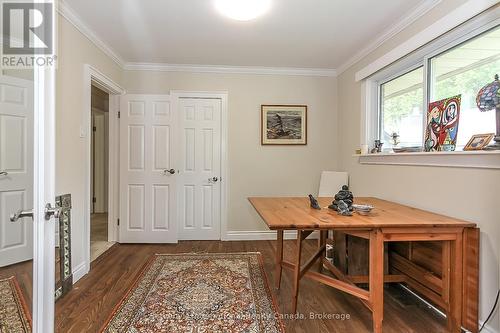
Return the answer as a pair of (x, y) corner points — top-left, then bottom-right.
(62, 0), (436, 71)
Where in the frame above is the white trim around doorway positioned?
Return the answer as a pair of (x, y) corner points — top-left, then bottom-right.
(170, 91), (229, 241)
(82, 65), (124, 278)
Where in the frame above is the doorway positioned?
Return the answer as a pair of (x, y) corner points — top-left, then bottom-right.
(90, 85), (114, 261)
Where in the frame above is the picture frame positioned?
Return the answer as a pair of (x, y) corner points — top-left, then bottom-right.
(463, 133), (495, 151)
(261, 105), (307, 145)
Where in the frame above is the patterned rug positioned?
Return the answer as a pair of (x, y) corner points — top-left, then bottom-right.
(0, 277), (31, 333)
(102, 253), (284, 333)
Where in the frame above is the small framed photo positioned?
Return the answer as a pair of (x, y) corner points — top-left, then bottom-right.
(463, 133), (494, 151)
(261, 105), (307, 145)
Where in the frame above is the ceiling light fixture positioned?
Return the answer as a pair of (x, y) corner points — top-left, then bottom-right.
(215, 0), (271, 21)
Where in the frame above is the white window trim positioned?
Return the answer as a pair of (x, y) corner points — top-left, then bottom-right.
(358, 7), (500, 169)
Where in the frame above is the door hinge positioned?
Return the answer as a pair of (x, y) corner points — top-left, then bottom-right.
(117, 218), (120, 226)
(92, 197), (96, 203)
(117, 111), (121, 118)
(92, 126), (96, 132)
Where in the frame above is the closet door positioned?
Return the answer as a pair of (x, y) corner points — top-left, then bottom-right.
(119, 95), (177, 243)
(177, 98), (222, 240)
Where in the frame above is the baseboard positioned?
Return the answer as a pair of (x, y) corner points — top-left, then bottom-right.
(224, 230), (319, 241)
(72, 262), (88, 284)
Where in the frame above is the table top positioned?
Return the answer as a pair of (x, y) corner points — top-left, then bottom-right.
(248, 197), (476, 230)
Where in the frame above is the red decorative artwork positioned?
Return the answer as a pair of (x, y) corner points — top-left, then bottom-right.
(424, 95), (461, 151)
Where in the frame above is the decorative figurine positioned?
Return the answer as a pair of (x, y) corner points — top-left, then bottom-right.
(391, 132), (400, 146)
(336, 200), (353, 216)
(308, 194), (321, 210)
(371, 140), (384, 153)
(328, 185), (354, 216)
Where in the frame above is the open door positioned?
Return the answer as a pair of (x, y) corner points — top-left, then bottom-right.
(32, 65), (57, 332)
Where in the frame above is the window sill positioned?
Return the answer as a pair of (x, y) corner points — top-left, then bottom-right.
(354, 150), (500, 169)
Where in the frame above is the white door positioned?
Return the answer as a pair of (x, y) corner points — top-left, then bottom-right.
(0, 75), (34, 266)
(119, 95), (177, 243)
(177, 98), (221, 240)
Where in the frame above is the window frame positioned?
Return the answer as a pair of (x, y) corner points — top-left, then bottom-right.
(358, 9), (500, 168)
(377, 63), (425, 147)
(374, 19), (500, 149)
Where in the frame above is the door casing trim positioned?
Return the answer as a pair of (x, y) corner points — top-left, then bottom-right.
(83, 65), (124, 278)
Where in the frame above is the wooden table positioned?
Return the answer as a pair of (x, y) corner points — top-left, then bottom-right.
(249, 197), (478, 333)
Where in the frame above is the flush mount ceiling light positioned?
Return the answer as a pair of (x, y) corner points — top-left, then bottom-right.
(215, 0), (271, 21)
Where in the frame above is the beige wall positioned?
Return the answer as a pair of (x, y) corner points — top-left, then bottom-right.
(56, 15), (122, 272)
(337, 1), (499, 331)
(123, 70), (338, 232)
(56, 1), (498, 329)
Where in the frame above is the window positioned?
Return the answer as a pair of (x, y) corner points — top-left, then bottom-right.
(380, 67), (423, 147)
(376, 24), (500, 150)
(429, 27), (499, 147)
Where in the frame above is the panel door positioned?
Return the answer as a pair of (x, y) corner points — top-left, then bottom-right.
(177, 98), (221, 240)
(0, 74), (33, 266)
(119, 95), (177, 243)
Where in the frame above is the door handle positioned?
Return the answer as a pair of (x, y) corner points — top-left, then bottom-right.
(10, 209), (33, 222)
(164, 169), (176, 175)
(10, 204), (61, 222)
(0, 171), (8, 176)
(45, 203), (61, 220)
(208, 177), (218, 183)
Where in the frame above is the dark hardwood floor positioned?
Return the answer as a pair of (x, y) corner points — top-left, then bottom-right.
(55, 240), (447, 333)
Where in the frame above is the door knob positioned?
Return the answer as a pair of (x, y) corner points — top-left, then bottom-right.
(0, 171), (8, 176)
(10, 209), (33, 222)
(164, 169), (176, 175)
(208, 177), (218, 183)
(45, 203), (61, 220)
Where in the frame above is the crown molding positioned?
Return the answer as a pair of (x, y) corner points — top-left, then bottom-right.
(355, 0), (499, 81)
(124, 62), (337, 77)
(336, 0), (442, 75)
(55, 0), (444, 78)
(57, 0), (125, 68)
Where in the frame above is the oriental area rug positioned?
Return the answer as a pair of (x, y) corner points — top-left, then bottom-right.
(101, 253), (285, 333)
(0, 277), (31, 333)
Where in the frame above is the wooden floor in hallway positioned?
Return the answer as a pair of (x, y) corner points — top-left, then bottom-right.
(55, 240), (447, 333)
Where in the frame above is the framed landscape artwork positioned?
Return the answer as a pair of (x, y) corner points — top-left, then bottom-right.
(261, 105), (307, 145)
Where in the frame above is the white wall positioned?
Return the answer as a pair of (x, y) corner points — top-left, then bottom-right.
(337, 1), (500, 331)
(55, 14), (122, 276)
(123, 70), (339, 231)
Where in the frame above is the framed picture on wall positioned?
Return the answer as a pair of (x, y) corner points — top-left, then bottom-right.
(261, 105), (307, 145)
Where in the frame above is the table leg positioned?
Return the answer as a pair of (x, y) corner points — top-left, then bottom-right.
(275, 230), (284, 290)
(369, 229), (384, 333)
(318, 230), (327, 273)
(441, 241), (451, 310)
(292, 230), (303, 314)
(447, 233), (463, 332)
